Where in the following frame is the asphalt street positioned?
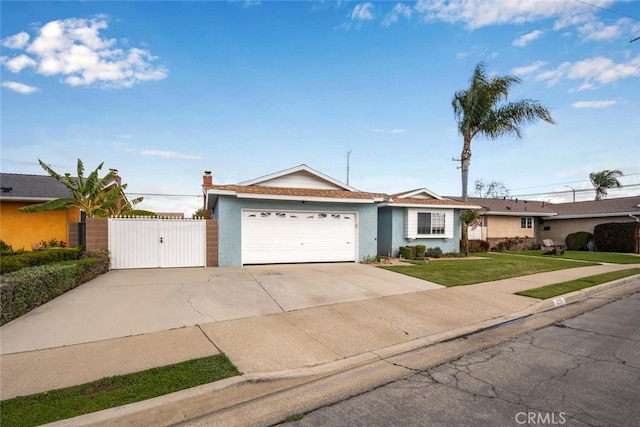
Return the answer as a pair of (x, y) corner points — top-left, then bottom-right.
(281, 291), (640, 427)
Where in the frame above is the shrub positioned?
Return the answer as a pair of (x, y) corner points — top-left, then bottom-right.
(594, 222), (640, 253)
(0, 248), (81, 274)
(0, 240), (12, 251)
(467, 240), (490, 253)
(565, 231), (593, 251)
(425, 247), (443, 258)
(415, 244), (426, 258)
(0, 250), (110, 325)
(399, 246), (416, 259)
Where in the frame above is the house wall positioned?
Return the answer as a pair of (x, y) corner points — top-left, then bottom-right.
(215, 196), (378, 267)
(539, 216), (637, 244)
(485, 216), (535, 239)
(0, 201), (80, 250)
(377, 206), (461, 257)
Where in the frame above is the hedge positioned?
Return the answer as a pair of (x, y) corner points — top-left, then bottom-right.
(0, 250), (110, 325)
(594, 222), (640, 253)
(0, 248), (82, 274)
(565, 231), (593, 251)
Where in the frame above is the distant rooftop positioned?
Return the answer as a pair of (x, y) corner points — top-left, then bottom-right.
(0, 173), (72, 201)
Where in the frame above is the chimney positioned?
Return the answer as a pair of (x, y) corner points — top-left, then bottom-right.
(109, 168), (121, 185)
(203, 171), (213, 188)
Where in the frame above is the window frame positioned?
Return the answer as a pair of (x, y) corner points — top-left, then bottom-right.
(520, 217), (533, 229)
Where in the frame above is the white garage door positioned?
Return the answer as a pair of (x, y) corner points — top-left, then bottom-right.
(241, 210), (357, 264)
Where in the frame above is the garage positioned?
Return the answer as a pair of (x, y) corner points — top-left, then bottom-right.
(241, 209), (357, 264)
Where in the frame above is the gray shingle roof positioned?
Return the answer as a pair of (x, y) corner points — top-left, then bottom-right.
(549, 196), (640, 218)
(0, 173), (72, 200)
(449, 196), (558, 216)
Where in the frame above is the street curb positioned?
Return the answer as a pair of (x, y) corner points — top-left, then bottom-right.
(45, 275), (640, 426)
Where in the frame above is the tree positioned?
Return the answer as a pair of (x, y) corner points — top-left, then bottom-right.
(473, 178), (510, 199)
(460, 209), (481, 257)
(452, 62), (556, 201)
(19, 159), (153, 217)
(590, 169), (623, 200)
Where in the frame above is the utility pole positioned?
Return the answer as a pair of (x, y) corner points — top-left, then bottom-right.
(346, 150), (352, 185)
(565, 185), (576, 203)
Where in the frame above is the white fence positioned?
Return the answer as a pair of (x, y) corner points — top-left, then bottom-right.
(108, 217), (206, 269)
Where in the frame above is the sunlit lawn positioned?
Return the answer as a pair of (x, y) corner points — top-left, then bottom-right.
(517, 268), (640, 299)
(516, 250), (640, 264)
(381, 252), (599, 286)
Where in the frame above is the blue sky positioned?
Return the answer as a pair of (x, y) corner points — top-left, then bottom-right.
(2, 0), (639, 215)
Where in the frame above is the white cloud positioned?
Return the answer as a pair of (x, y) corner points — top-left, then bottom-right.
(2, 81), (39, 94)
(139, 150), (202, 160)
(512, 60), (547, 76)
(414, 0), (590, 30)
(382, 4), (412, 27)
(535, 55), (640, 89)
(3, 54), (37, 73)
(351, 3), (375, 21)
(513, 29), (543, 47)
(1, 31), (30, 49)
(578, 19), (621, 41)
(2, 17), (167, 89)
(572, 100), (616, 109)
(390, 128), (407, 134)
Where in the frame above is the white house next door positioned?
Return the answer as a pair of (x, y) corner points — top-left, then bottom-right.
(241, 210), (357, 264)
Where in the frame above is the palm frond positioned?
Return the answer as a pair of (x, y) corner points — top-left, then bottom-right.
(18, 198), (76, 213)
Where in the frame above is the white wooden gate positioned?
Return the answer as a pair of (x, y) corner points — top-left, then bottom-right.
(109, 218), (206, 269)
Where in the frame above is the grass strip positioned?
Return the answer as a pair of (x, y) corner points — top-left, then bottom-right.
(381, 252), (598, 286)
(516, 268), (640, 299)
(516, 250), (640, 264)
(0, 354), (240, 427)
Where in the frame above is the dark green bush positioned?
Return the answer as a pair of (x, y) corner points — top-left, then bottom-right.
(0, 240), (12, 251)
(399, 246), (415, 259)
(0, 248), (81, 274)
(0, 250), (110, 325)
(425, 247), (444, 258)
(415, 244), (426, 258)
(565, 231), (593, 251)
(594, 222), (640, 253)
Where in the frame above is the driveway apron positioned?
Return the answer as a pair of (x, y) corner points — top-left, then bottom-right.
(0, 263), (442, 354)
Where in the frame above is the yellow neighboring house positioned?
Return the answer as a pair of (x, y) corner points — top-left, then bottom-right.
(0, 173), (82, 250)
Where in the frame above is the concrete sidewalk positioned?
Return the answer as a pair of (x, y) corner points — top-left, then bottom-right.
(2, 262), (638, 403)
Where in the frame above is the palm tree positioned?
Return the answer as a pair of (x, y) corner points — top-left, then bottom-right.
(19, 159), (153, 217)
(460, 209), (480, 257)
(590, 169), (623, 200)
(452, 62), (556, 201)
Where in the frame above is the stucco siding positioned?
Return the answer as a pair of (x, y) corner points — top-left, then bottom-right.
(216, 197), (378, 267)
(486, 216), (535, 239)
(0, 201), (80, 250)
(379, 207), (461, 257)
(539, 216), (637, 244)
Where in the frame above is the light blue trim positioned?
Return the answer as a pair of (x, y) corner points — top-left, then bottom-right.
(217, 196), (378, 266)
(377, 206), (461, 256)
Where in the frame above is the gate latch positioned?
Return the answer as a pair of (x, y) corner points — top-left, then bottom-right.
(160, 237), (164, 243)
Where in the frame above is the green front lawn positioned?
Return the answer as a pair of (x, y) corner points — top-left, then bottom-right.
(381, 252), (599, 287)
(517, 250), (640, 264)
(0, 354), (240, 427)
(516, 268), (640, 299)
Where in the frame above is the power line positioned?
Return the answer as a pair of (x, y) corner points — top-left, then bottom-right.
(572, 0), (640, 21)
(511, 183), (640, 199)
(127, 193), (202, 198)
(509, 172), (640, 192)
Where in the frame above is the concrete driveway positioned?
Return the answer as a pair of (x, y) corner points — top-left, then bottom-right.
(0, 263), (442, 354)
